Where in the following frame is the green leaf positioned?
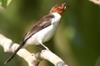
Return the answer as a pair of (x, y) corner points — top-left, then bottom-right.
(0, 0), (2, 6)
(7, 0), (12, 6)
(0, 0), (12, 8)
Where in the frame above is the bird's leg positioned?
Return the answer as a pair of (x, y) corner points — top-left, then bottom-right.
(40, 43), (49, 50)
(36, 42), (49, 50)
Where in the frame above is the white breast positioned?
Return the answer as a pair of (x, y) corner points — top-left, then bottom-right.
(26, 13), (61, 45)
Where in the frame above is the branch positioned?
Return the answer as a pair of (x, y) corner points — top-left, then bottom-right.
(89, 0), (100, 5)
(0, 34), (68, 66)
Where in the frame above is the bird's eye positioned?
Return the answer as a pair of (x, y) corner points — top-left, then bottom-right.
(58, 6), (61, 9)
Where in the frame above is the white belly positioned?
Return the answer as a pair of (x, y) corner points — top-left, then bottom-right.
(26, 24), (58, 45)
(25, 12), (61, 45)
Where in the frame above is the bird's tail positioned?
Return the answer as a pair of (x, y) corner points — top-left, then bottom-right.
(4, 41), (26, 64)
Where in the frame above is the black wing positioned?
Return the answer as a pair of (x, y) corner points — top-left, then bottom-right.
(24, 14), (54, 40)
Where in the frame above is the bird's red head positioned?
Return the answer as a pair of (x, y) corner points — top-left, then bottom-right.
(50, 3), (69, 14)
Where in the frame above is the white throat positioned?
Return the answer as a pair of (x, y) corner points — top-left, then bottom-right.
(51, 13), (61, 24)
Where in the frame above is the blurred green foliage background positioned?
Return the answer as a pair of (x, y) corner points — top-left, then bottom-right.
(0, 0), (100, 66)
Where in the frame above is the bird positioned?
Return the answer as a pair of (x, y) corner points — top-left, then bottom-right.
(4, 3), (69, 64)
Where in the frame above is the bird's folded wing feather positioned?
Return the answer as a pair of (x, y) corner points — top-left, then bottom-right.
(24, 14), (54, 41)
